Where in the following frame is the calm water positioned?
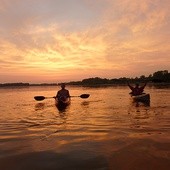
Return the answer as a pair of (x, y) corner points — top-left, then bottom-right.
(0, 85), (170, 170)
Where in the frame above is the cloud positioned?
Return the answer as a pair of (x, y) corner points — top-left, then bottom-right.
(0, 0), (169, 83)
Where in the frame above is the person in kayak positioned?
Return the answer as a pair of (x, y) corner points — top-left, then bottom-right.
(127, 82), (147, 96)
(56, 83), (70, 100)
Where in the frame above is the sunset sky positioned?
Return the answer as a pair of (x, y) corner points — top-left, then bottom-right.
(0, 0), (169, 83)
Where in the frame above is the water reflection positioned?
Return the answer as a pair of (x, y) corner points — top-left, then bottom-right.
(58, 110), (68, 120)
(132, 100), (150, 107)
(128, 99), (150, 115)
(35, 103), (45, 111)
(0, 85), (169, 170)
(127, 98), (152, 132)
(81, 101), (90, 106)
(55, 100), (71, 112)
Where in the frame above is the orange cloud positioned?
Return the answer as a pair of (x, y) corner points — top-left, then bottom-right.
(0, 0), (169, 83)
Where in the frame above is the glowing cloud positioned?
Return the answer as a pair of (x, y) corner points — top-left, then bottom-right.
(0, 0), (169, 83)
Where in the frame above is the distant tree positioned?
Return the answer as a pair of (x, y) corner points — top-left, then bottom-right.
(147, 74), (152, 81)
(152, 70), (170, 82)
(82, 77), (109, 85)
(0, 83), (30, 87)
(140, 75), (146, 80)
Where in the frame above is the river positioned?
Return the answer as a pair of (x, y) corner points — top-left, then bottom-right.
(0, 85), (169, 170)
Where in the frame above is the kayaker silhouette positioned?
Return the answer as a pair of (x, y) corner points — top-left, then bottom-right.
(55, 83), (71, 110)
(56, 83), (70, 100)
(127, 82), (147, 96)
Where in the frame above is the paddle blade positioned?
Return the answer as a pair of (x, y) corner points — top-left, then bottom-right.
(80, 94), (90, 98)
(34, 96), (46, 101)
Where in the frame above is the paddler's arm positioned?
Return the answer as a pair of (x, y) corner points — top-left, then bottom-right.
(67, 90), (71, 98)
(143, 82), (147, 87)
(127, 82), (134, 91)
(56, 90), (60, 98)
(140, 82), (147, 92)
(141, 82), (147, 89)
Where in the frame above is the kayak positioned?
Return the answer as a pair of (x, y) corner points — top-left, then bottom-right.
(55, 96), (71, 110)
(131, 93), (150, 103)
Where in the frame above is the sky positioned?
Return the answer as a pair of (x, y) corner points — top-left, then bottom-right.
(0, 0), (170, 83)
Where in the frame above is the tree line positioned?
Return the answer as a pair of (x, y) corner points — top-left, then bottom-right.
(67, 70), (170, 85)
(0, 82), (30, 87)
(0, 70), (169, 87)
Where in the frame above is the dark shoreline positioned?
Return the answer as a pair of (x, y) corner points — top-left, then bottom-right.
(0, 70), (170, 87)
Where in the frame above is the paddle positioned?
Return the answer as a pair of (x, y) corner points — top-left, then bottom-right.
(34, 96), (56, 101)
(71, 94), (90, 98)
(34, 94), (90, 101)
